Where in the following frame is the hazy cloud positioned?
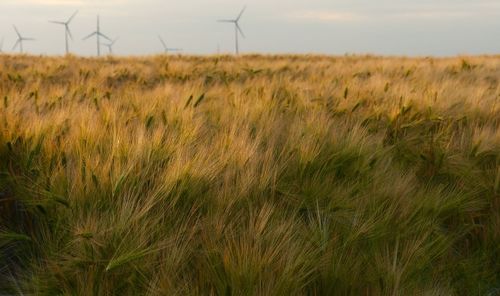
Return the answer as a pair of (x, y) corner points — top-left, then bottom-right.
(288, 11), (364, 22)
(2, 0), (130, 7)
(288, 3), (500, 24)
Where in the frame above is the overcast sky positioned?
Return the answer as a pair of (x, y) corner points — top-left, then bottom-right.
(0, 0), (499, 56)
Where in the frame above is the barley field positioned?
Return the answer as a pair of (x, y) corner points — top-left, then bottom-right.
(0, 54), (499, 295)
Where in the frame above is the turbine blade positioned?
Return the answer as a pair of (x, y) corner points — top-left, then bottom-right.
(23, 38), (35, 41)
(13, 25), (21, 38)
(49, 21), (65, 25)
(98, 32), (112, 41)
(12, 39), (20, 50)
(158, 36), (167, 50)
(111, 37), (119, 45)
(67, 26), (73, 40)
(67, 10), (78, 23)
(236, 6), (246, 21)
(217, 20), (234, 23)
(236, 23), (246, 38)
(82, 31), (97, 40)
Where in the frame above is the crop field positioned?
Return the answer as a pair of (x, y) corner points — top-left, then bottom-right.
(0, 54), (499, 295)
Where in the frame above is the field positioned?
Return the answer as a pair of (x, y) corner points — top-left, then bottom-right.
(0, 54), (499, 295)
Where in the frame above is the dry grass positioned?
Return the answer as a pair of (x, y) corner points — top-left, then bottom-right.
(0, 54), (499, 295)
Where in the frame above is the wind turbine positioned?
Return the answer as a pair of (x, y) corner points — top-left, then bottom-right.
(82, 15), (111, 56)
(103, 37), (119, 55)
(217, 6), (246, 55)
(158, 36), (182, 54)
(0, 37), (4, 53)
(49, 10), (78, 55)
(12, 26), (35, 54)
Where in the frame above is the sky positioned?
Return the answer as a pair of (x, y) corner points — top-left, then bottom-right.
(0, 0), (499, 56)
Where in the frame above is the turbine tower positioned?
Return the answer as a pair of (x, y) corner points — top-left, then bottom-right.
(82, 15), (111, 56)
(12, 26), (34, 54)
(0, 37), (4, 53)
(158, 36), (182, 54)
(217, 6), (246, 55)
(104, 37), (119, 55)
(49, 10), (78, 55)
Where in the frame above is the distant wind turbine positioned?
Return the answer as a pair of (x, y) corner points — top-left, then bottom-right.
(217, 6), (246, 55)
(12, 26), (35, 54)
(49, 10), (78, 55)
(158, 36), (182, 54)
(0, 37), (4, 53)
(104, 37), (119, 55)
(82, 15), (111, 56)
